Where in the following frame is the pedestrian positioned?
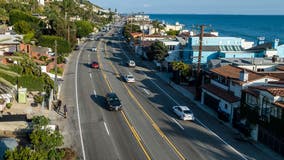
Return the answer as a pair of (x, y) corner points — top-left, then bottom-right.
(57, 100), (62, 112)
(63, 104), (67, 118)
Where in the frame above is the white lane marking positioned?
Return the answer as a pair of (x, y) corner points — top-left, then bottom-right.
(93, 90), (97, 97)
(89, 73), (92, 79)
(143, 88), (150, 95)
(75, 43), (87, 160)
(145, 73), (248, 160)
(171, 118), (184, 130)
(104, 122), (110, 135)
(88, 54), (90, 58)
(118, 42), (248, 160)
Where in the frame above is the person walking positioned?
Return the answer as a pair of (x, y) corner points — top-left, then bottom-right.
(63, 104), (67, 118)
(58, 100), (62, 112)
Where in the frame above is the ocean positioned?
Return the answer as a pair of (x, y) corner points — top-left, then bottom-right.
(149, 14), (284, 43)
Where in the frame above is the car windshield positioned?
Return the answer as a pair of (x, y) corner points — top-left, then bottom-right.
(183, 110), (192, 114)
(109, 97), (119, 101)
(128, 75), (134, 79)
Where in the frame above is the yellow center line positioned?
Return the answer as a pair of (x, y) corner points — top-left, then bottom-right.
(105, 43), (186, 160)
(96, 40), (151, 160)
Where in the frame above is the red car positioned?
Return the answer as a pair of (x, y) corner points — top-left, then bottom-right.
(91, 61), (99, 69)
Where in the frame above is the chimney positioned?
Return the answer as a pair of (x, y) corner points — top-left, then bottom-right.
(274, 39), (280, 49)
(239, 70), (249, 82)
(257, 37), (265, 45)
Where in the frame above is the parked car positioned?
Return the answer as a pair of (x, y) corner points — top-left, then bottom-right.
(106, 93), (122, 111)
(124, 74), (135, 83)
(172, 106), (195, 121)
(128, 60), (136, 67)
(91, 47), (97, 52)
(91, 61), (99, 69)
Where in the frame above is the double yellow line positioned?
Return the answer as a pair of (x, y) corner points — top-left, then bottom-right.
(104, 43), (186, 160)
(97, 41), (152, 160)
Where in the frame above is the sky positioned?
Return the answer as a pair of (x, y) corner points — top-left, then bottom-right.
(91, 0), (284, 15)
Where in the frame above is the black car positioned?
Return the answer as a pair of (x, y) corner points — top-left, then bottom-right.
(106, 93), (122, 111)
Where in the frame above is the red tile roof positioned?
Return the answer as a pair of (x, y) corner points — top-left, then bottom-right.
(251, 85), (284, 97)
(202, 84), (240, 103)
(210, 65), (278, 85)
(265, 72), (284, 80)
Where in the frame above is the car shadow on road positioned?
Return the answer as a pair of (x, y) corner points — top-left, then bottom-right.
(90, 94), (108, 111)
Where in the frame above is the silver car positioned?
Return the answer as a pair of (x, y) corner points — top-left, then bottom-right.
(173, 106), (195, 121)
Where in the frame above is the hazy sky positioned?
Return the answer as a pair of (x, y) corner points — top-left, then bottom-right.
(91, 0), (284, 15)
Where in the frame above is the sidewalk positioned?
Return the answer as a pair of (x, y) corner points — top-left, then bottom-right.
(155, 71), (283, 160)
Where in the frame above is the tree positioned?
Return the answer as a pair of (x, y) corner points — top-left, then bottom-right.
(38, 35), (71, 54)
(5, 115), (64, 160)
(75, 20), (93, 38)
(166, 29), (179, 36)
(172, 61), (192, 82)
(9, 9), (38, 25)
(5, 146), (44, 160)
(13, 20), (32, 34)
(147, 41), (168, 61)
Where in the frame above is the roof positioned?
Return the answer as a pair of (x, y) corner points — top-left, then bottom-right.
(202, 84), (240, 103)
(276, 65), (284, 71)
(243, 88), (260, 97)
(175, 106), (190, 111)
(264, 72), (284, 80)
(210, 65), (275, 85)
(31, 46), (49, 54)
(246, 42), (273, 51)
(192, 33), (218, 37)
(251, 85), (284, 96)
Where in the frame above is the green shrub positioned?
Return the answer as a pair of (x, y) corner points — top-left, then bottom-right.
(6, 103), (12, 109)
(0, 72), (17, 85)
(10, 65), (24, 75)
(39, 56), (48, 62)
(18, 75), (44, 91)
(38, 35), (71, 54)
(34, 94), (43, 104)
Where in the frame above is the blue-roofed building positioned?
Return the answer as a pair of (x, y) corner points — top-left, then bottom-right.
(184, 33), (257, 64)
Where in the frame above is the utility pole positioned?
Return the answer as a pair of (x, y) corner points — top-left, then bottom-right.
(54, 40), (58, 100)
(195, 25), (205, 100)
(65, 12), (70, 43)
(141, 12), (145, 57)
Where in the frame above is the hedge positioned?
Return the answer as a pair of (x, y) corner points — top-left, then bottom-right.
(0, 72), (17, 85)
(38, 35), (71, 54)
(18, 75), (44, 91)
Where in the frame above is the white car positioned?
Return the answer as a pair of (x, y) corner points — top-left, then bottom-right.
(128, 60), (136, 67)
(172, 106), (195, 121)
(124, 74), (135, 83)
(91, 47), (97, 52)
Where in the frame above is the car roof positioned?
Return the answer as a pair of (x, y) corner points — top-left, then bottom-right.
(174, 106), (190, 111)
(107, 92), (118, 98)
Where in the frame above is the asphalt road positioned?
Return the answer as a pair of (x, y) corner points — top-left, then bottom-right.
(62, 22), (278, 160)
(100, 24), (277, 160)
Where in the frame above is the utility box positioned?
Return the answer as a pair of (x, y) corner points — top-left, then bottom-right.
(18, 88), (27, 104)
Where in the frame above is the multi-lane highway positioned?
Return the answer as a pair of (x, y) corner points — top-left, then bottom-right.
(62, 22), (279, 160)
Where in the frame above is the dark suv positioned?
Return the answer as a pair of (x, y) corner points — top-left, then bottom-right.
(106, 93), (122, 111)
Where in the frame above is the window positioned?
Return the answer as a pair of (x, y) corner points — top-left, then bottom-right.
(260, 97), (271, 122)
(271, 107), (282, 119)
(246, 94), (257, 106)
(224, 104), (228, 110)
